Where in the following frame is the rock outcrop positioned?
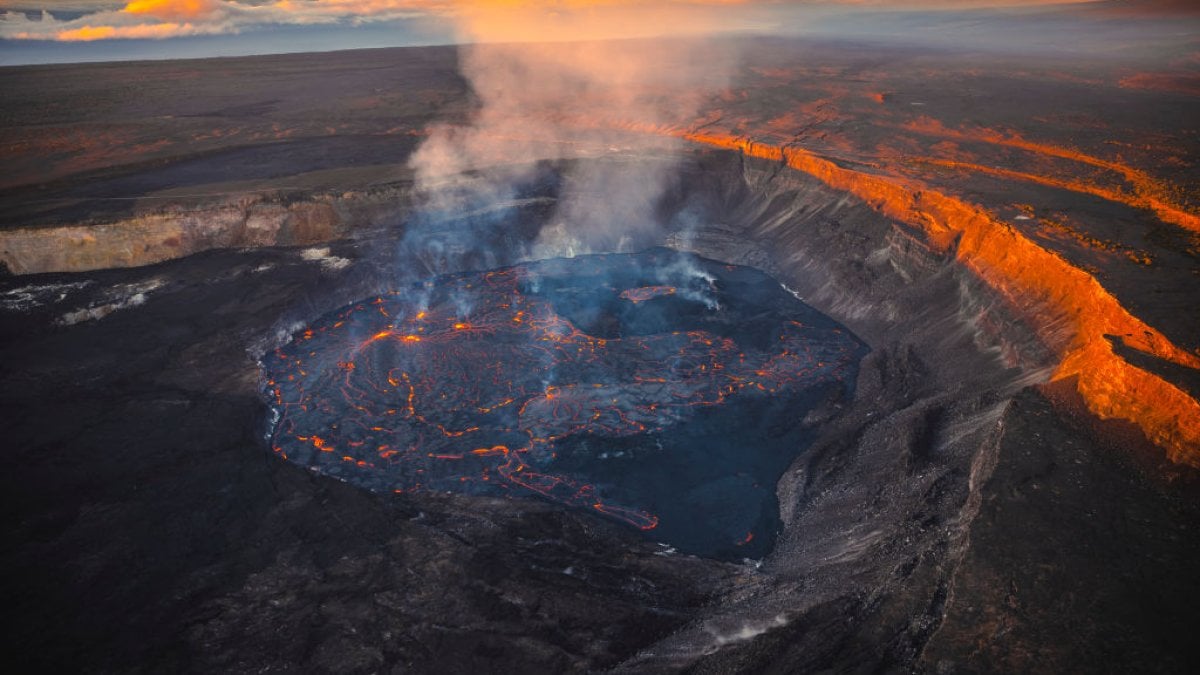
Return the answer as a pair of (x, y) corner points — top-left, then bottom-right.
(0, 189), (405, 275)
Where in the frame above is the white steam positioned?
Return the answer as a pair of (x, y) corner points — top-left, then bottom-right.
(404, 5), (742, 269)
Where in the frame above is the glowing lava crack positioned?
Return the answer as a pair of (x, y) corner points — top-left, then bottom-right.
(263, 250), (867, 559)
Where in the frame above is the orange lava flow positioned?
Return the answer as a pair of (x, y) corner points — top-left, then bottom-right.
(619, 285), (677, 303)
(682, 131), (1200, 465)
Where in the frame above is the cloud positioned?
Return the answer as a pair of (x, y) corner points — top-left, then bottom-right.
(121, 0), (224, 21)
(56, 21), (212, 40)
(0, 0), (441, 41)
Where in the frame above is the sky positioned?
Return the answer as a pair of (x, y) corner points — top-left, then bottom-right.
(0, 1), (1195, 65)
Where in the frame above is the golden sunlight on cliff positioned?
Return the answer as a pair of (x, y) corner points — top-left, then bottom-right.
(899, 118), (1200, 236)
(683, 131), (1200, 465)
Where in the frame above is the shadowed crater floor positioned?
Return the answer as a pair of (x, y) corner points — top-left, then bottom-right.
(263, 249), (867, 559)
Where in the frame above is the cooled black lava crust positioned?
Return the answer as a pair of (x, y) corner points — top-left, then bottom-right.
(263, 249), (867, 559)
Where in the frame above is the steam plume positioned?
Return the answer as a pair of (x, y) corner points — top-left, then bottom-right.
(404, 2), (744, 268)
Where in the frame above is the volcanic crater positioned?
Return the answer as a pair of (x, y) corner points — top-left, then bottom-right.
(3, 39), (1199, 673)
(264, 250), (867, 560)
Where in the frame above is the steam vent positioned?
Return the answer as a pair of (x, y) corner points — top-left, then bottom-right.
(3, 2), (1200, 673)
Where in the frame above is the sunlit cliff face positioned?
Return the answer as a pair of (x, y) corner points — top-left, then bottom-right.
(645, 46), (1199, 466)
(672, 132), (1200, 465)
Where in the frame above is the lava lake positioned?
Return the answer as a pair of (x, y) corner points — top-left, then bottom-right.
(263, 249), (867, 559)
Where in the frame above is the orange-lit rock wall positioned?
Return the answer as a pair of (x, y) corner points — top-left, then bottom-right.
(683, 132), (1200, 466)
(896, 118), (1200, 235)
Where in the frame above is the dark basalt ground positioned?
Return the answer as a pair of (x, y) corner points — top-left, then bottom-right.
(264, 250), (866, 560)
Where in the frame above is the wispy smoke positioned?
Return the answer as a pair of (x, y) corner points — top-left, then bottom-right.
(403, 2), (745, 270)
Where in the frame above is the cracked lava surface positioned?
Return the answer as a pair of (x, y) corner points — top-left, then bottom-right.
(263, 250), (866, 558)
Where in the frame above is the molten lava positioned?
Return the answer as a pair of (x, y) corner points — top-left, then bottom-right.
(619, 285), (677, 303)
(263, 250), (866, 558)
